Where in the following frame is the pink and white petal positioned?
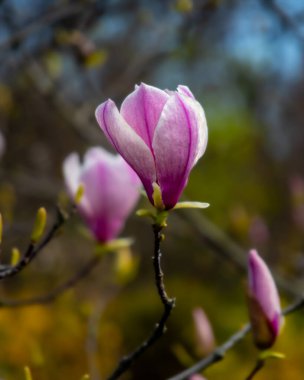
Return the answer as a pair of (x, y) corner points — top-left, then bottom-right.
(63, 153), (81, 196)
(153, 93), (203, 208)
(191, 99), (208, 165)
(248, 250), (281, 322)
(95, 99), (156, 199)
(120, 83), (169, 149)
(177, 87), (208, 164)
(177, 85), (195, 99)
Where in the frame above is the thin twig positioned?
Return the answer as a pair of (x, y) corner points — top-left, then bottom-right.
(106, 224), (175, 380)
(0, 206), (67, 279)
(245, 359), (265, 380)
(167, 295), (304, 380)
(0, 255), (100, 307)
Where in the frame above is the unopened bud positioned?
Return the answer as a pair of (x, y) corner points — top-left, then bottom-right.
(31, 207), (47, 243)
(115, 248), (138, 284)
(247, 249), (282, 349)
(11, 247), (20, 266)
(24, 367), (33, 380)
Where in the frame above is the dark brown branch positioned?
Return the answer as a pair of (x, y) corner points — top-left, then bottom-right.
(0, 255), (100, 307)
(245, 359), (265, 380)
(0, 206), (67, 279)
(167, 295), (304, 380)
(106, 224), (175, 380)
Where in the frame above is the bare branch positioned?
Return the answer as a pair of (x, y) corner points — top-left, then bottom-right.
(0, 206), (67, 279)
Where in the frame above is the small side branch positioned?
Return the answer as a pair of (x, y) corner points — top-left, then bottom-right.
(0, 206), (67, 279)
(106, 224), (175, 380)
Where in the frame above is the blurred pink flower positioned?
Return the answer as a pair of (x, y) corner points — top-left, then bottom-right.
(247, 249), (282, 349)
(192, 307), (215, 355)
(95, 83), (208, 209)
(63, 147), (141, 242)
(189, 375), (207, 380)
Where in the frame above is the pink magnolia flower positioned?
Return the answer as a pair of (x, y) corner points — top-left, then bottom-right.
(63, 147), (141, 242)
(247, 249), (282, 349)
(95, 83), (208, 209)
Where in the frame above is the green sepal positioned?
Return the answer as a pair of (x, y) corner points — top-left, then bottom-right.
(173, 201), (210, 210)
(259, 350), (285, 361)
(95, 238), (133, 256)
(136, 209), (155, 219)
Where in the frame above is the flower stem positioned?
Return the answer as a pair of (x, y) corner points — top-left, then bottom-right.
(106, 223), (175, 380)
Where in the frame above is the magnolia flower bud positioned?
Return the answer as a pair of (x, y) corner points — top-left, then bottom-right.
(247, 249), (282, 349)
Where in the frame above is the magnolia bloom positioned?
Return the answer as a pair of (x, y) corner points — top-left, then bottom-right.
(63, 147), (141, 242)
(247, 249), (282, 349)
(95, 83), (208, 209)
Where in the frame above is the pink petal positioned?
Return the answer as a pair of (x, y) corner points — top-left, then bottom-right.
(248, 250), (281, 321)
(177, 85), (195, 99)
(120, 83), (169, 149)
(95, 99), (156, 200)
(63, 153), (81, 196)
(153, 93), (207, 208)
(62, 153), (93, 219)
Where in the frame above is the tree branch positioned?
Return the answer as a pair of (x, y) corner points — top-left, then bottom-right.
(106, 223), (175, 380)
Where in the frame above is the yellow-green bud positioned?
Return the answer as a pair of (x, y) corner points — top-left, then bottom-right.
(24, 367), (33, 380)
(11, 247), (20, 266)
(31, 207), (47, 243)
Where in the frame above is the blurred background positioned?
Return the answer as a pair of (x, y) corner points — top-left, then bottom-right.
(0, 0), (304, 379)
